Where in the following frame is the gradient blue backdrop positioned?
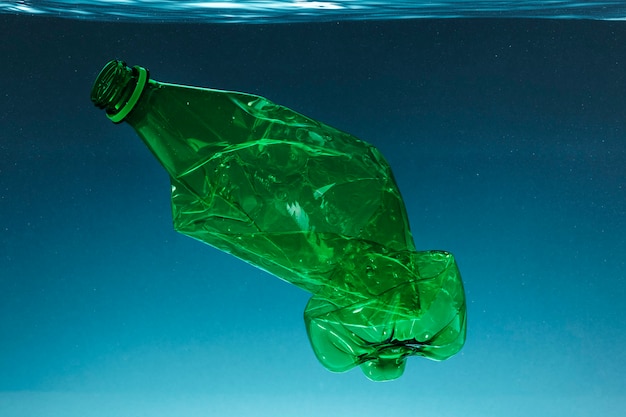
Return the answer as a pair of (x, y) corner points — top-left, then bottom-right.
(1, 15), (625, 417)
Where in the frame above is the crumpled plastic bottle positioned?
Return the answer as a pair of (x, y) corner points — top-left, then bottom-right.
(91, 59), (466, 381)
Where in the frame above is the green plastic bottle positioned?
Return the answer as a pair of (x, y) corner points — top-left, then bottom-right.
(91, 59), (466, 381)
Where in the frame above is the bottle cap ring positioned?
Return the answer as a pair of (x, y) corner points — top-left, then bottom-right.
(108, 65), (148, 123)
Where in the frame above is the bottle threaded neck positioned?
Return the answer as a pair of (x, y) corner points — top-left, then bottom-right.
(91, 60), (149, 123)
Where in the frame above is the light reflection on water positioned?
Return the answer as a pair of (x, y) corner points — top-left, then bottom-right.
(1, 0), (626, 22)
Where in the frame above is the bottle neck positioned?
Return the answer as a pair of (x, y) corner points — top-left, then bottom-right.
(92, 60), (209, 178)
(91, 60), (149, 124)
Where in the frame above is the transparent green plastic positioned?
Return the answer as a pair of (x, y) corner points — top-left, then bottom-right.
(91, 60), (466, 381)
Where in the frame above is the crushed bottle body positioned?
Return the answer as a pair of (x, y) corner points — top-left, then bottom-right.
(92, 60), (466, 381)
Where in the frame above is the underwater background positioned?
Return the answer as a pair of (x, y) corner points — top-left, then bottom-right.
(1, 2), (625, 416)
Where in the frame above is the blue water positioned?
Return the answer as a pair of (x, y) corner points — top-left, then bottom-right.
(2, 0), (626, 21)
(1, 3), (626, 417)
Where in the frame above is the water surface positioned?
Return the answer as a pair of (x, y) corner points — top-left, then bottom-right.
(2, 0), (626, 22)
